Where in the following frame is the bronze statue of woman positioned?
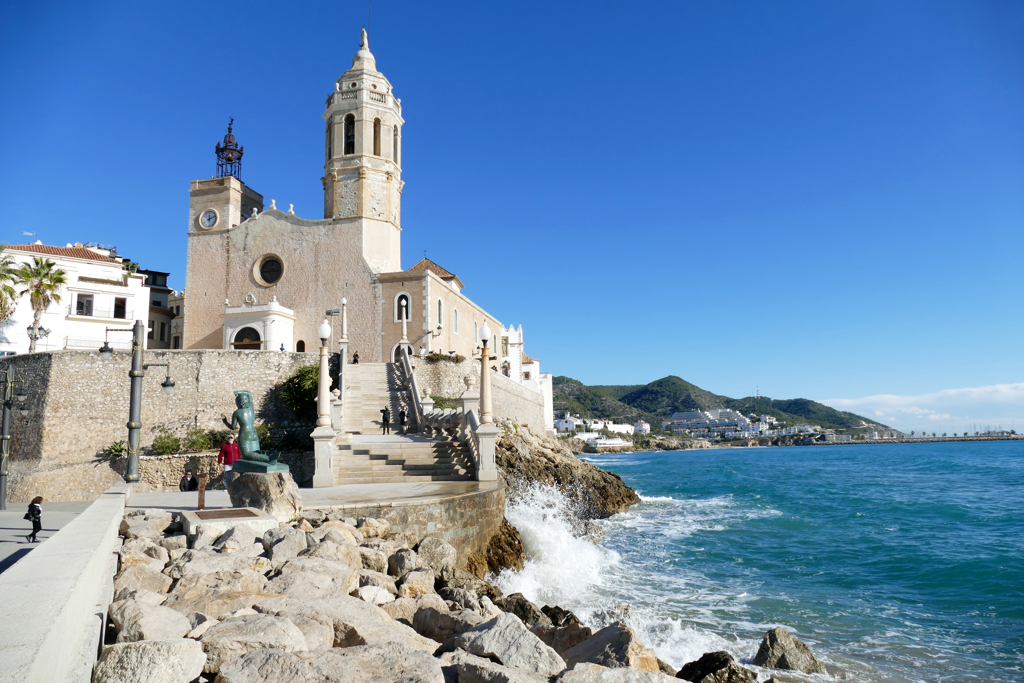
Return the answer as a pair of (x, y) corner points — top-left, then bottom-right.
(228, 390), (269, 463)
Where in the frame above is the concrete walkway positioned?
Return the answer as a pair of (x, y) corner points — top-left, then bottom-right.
(0, 501), (93, 574)
(128, 480), (501, 513)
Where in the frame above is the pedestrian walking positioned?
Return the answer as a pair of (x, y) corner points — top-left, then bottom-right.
(218, 435), (242, 488)
(399, 407), (407, 435)
(179, 468), (199, 492)
(24, 496), (42, 543)
(380, 406), (390, 434)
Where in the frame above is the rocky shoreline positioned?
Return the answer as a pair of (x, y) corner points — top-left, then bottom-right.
(93, 423), (833, 682)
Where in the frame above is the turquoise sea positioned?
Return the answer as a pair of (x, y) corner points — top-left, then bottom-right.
(495, 441), (1024, 683)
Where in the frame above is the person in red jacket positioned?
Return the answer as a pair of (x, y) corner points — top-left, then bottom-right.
(218, 434), (242, 487)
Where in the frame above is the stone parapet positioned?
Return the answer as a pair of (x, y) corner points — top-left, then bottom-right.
(413, 360), (545, 431)
(0, 482), (129, 683)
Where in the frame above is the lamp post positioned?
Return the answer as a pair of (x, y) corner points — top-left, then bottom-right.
(0, 366), (28, 510)
(316, 319), (332, 428)
(479, 322), (493, 424)
(100, 320), (175, 483)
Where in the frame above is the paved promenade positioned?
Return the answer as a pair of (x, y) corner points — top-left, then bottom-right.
(0, 501), (92, 574)
(128, 480), (501, 513)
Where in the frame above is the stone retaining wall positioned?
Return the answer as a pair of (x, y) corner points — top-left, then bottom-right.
(309, 481), (505, 569)
(413, 359), (545, 430)
(5, 349), (311, 502)
(129, 450), (316, 492)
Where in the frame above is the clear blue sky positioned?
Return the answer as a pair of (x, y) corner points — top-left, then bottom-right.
(1, 2), (1021, 430)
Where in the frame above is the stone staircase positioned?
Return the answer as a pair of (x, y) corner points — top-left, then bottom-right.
(331, 437), (475, 485)
(333, 362), (474, 484)
(343, 363), (411, 434)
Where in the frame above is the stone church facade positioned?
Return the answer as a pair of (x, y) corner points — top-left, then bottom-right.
(182, 30), (552, 426)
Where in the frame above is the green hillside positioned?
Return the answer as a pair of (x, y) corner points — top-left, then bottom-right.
(552, 375), (892, 436)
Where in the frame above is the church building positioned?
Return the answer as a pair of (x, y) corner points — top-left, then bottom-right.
(182, 30), (552, 417)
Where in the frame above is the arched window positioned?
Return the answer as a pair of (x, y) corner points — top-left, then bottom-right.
(437, 299), (443, 327)
(373, 118), (381, 156)
(453, 309), (459, 334)
(394, 292), (410, 322)
(474, 321), (478, 344)
(344, 115), (355, 155)
(326, 119), (333, 161)
(393, 125), (399, 165)
(296, 340), (305, 352)
(233, 327), (261, 350)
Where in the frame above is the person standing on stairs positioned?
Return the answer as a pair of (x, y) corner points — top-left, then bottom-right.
(380, 406), (391, 434)
(398, 407), (407, 435)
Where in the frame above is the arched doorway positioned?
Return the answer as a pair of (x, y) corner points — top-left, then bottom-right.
(232, 327), (262, 350)
(296, 340), (305, 352)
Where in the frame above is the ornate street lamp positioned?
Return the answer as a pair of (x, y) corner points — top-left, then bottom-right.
(99, 321), (175, 482)
(479, 322), (493, 425)
(316, 319), (332, 429)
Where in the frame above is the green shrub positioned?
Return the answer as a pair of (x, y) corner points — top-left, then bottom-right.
(275, 426), (313, 451)
(106, 440), (128, 458)
(430, 395), (461, 410)
(256, 423), (271, 447)
(280, 364), (320, 422)
(151, 430), (180, 455)
(424, 352), (466, 364)
(207, 429), (235, 449)
(181, 426), (211, 453)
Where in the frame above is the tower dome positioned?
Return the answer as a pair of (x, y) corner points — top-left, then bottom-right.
(351, 28), (377, 72)
(215, 118), (244, 179)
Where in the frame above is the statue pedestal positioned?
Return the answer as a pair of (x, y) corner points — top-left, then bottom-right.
(232, 457), (290, 474)
(311, 426), (336, 488)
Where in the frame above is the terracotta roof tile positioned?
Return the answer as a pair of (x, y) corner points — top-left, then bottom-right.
(6, 244), (121, 263)
(408, 258), (464, 289)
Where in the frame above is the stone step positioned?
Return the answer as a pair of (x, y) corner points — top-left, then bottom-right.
(333, 474), (475, 485)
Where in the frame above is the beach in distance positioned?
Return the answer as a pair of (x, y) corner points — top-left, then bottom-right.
(497, 440), (1024, 683)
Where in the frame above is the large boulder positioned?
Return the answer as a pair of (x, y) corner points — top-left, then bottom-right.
(164, 550), (272, 580)
(358, 568), (398, 595)
(562, 623), (660, 672)
(751, 627), (827, 674)
(358, 546), (388, 573)
(532, 623), (595, 655)
(397, 567), (435, 598)
(495, 593), (552, 628)
(93, 638), (205, 683)
(213, 648), (321, 683)
(299, 540), (362, 567)
(452, 612), (566, 677)
(213, 524), (259, 553)
(560, 662), (680, 682)
(263, 527), (308, 561)
(120, 511), (174, 540)
(444, 649), (551, 683)
(266, 556), (360, 599)
(416, 537), (458, 574)
(311, 520), (364, 545)
(227, 472), (303, 523)
(200, 614), (307, 672)
(114, 564), (173, 597)
(119, 539), (170, 571)
(356, 585), (395, 606)
(298, 642), (445, 683)
(109, 599), (192, 643)
(676, 652), (756, 683)
(255, 595), (438, 653)
(412, 606), (486, 642)
(165, 573), (273, 620)
(356, 517), (391, 539)
(388, 548), (418, 578)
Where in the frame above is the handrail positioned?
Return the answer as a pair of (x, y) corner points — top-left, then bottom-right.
(465, 409), (481, 468)
(399, 349), (423, 432)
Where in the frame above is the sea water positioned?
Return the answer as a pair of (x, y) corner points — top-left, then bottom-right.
(494, 441), (1024, 682)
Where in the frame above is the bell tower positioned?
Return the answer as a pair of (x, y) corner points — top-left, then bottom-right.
(323, 29), (404, 274)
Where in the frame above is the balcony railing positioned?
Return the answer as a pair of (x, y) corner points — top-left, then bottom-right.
(66, 305), (131, 320)
(65, 337), (132, 351)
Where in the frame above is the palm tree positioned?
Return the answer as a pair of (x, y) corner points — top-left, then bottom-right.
(0, 245), (18, 324)
(16, 257), (68, 352)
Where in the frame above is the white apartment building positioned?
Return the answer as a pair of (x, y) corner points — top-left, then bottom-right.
(634, 421), (651, 434)
(0, 243), (153, 354)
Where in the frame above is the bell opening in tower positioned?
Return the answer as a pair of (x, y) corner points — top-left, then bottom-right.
(215, 118), (244, 180)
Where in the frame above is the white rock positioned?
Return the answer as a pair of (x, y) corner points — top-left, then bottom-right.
(357, 584), (395, 605)
(416, 537), (458, 575)
(298, 642), (444, 683)
(110, 600), (192, 643)
(213, 648), (322, 683)
(445, 649), (551, 683)
(397, 567), (435, 598)
(557, 662), (680, 682)
(93, 638), (205, 683)
(388, 548), (418, 578)
(453, 612), (566, 677)
(200, 613), (307, 672)
(114, 564), (173, 597)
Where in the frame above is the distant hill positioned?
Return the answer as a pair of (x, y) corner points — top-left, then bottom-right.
(552, 375), (892, 436)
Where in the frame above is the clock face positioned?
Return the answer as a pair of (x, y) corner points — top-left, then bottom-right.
(200, 210), (217, 228)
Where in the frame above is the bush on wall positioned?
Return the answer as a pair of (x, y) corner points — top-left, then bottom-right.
(151, 430), (181, 455)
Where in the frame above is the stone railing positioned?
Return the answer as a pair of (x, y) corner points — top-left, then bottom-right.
(416, 377), (497, 482)
(399, 350), (423, 433)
